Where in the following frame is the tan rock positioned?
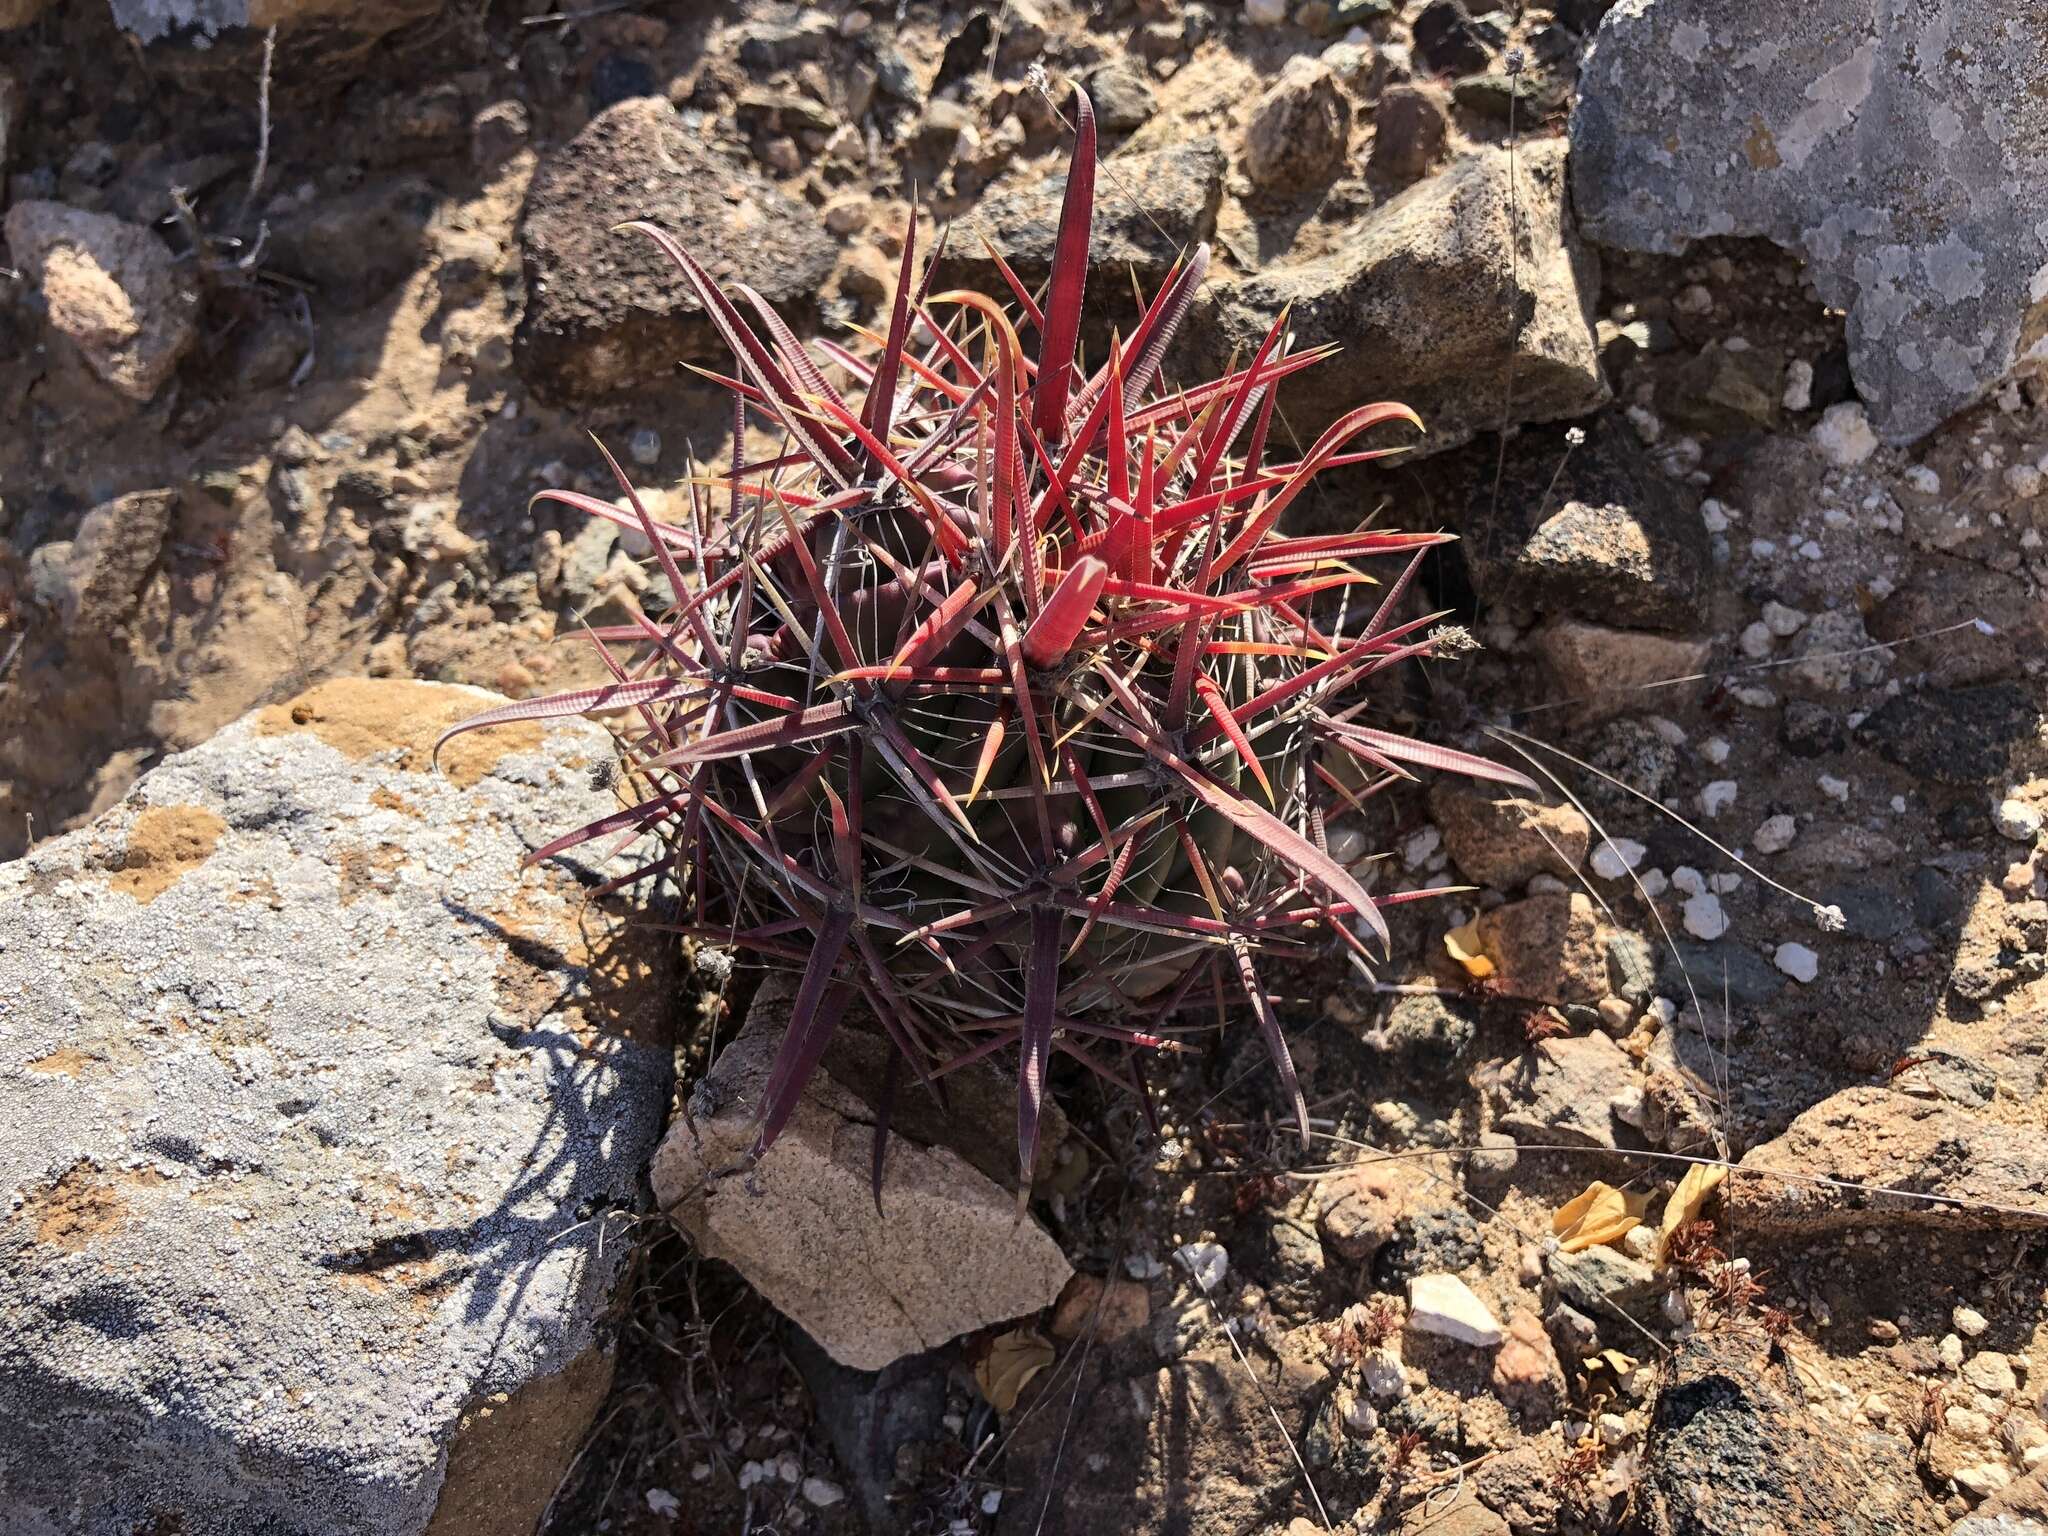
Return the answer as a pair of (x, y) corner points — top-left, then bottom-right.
(652, 978), (1073, 1371)
(1474, 890), (1608, 1004)
(1430, 781), (1591, 891)
(1486, 1030), (1634, 1151)
(1533, 620), (1712, 725)
(1490, 1310), (1565, 1422)
(4, 201), (198, 402)
(1316, 1164), (1409, 1263)
(1049, 1273), (1150, 1343)
(1738, 1086), (2048, 1235)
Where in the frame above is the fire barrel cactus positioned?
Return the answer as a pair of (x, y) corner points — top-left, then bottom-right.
(440, 89), (1530, 1188)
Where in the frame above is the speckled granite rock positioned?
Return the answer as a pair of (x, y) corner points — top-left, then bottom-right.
(0, 678), (676, 1536)
(1572, 0), (2048, 443)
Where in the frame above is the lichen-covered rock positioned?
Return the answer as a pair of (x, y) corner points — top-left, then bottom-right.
(0, 678), (676, 1535)
(652, 976), (1072, 1373)
(1198, 141), (1606, 452)
(4, 200), (198, 403)
(515, 96), (836, 400)
(1572, 0), (2048, 443)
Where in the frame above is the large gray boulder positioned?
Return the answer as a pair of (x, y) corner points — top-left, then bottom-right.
(1572, 0), (2048, 444)
(0, 678), (676, 1535)
(1198, 141), (1608, 453)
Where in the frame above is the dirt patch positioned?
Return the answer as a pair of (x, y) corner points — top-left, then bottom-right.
(425, 1346), (615, 1536)
(110, 804), (228, 903)
(370, 786), (421, 817)
(25, 1047), (90, 1077)
(336, 842), (407, 905)
(24, 1161), (155, 1252)
(255, 679), (542, 789)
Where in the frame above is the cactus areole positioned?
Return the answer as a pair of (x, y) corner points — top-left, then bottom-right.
(439, 89), (1532, 1189)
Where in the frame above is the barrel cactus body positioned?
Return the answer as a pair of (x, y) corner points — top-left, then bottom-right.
(442, 89), (1531, 1185)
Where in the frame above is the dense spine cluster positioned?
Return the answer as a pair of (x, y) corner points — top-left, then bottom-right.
(440, 89), (1529, 1188)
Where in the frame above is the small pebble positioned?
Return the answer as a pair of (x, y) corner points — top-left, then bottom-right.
(1683, 891), (1729, 941)
(1813, 402), (1878, 467)
(1752, 814), (1797, 854)
(1956, 1463), (2012, 1497)
(1701, 737), (1731, 765)
(1245, 0), (1288, 21)
(1773, 942), (1818, 983)
(1590, 839), (1646, 879)
(1402, 825), (1442, 869)
(1762, 600), (1808, 636)
(1954, 1305), (1990, 1339)
(1782, 359), (1814, 411)
(1818, 774), (1851, 802)
(1699, 780), (1738, 818)
(1995, 798), (2042, 844)
(1941, 1333), (1967, 1369)
(803, 1478), (846, 1508)
(1739, 621), (1775, 658)
(1177, 1241), (1228, 1292)
(1362, 1349), (1408, 1401)
(628, 427), (662, 466)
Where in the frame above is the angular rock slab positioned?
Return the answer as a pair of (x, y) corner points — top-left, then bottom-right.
(1573, 0), (2048, 443)
(515, 96), (837, 401)
(1736, 1086), (2048, 1236)
(653, 978), (1072, 1372)
(1197, 141), (1607, 453)
(0, 679), (675, 1536)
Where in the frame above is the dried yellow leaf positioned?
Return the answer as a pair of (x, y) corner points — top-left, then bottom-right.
(1552, 1180), (1650, 1253)
(973, 1328), (1055, 1413)
(1658, 1162), (1728, 1259)
(1443, 920), (1495, 979)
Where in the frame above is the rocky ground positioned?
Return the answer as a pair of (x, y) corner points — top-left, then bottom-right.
(3, 1), (2046, 1534)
